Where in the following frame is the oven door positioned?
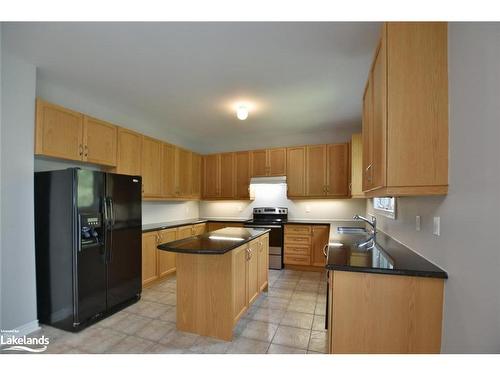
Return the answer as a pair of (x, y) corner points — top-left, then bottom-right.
(244, 224), (283, 270)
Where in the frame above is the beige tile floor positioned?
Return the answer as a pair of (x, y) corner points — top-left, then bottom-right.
(18, 269), (328, 354)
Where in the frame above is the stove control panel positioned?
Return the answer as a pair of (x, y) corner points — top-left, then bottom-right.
(253, 207), (288, 215)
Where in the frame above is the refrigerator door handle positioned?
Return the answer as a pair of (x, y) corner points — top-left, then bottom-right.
(77, 214), (82, 252)
(109, 197), (116, 227)
(103, 196), (109, 226)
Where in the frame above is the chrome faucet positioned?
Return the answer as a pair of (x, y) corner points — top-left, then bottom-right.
(353, 214), (377, 249)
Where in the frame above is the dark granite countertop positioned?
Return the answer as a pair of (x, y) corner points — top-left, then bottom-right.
(142, 218), (251, 233)
(326, 231), (448, 279)
(157, 227), (270, 255)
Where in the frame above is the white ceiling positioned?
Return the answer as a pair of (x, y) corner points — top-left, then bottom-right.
(3, 22), (380, 153)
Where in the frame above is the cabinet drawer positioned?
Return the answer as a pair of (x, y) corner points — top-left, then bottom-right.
(285, 225), (312, 235)
(284, 254), (311, 266)
(284, 235), (311, 245)
(284, 245), (310, 256)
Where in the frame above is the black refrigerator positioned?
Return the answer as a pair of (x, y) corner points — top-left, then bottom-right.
(34, 168), (142, 331)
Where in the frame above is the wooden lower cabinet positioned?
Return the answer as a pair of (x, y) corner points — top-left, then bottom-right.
(177, 225), (194, 240)
(247, 239), (260, 305)
(192, 223), (207, 235)
(207, 221), (243, 232)
(328, 270), (445, 353)
(142, 231), (159, 286)
(257, 234), (269, 291)
(284, 224), (329, 268)
(311, 225), (330, 267)
(157, 229), (177, 278)
(232, 245), (249, 322)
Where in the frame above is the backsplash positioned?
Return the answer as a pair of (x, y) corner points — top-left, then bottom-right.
(199, 182), (366, 221)
(142, 201), (200, 224)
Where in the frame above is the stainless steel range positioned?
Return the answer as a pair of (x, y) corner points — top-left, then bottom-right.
(244, 207), (287, 269)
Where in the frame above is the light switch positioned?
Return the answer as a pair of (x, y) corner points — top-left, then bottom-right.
(416, 216), (421, 232)
(433, 217), (440, 236)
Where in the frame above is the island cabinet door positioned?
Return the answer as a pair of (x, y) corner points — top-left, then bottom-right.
(142, 232), (159, 286)
(247, 240), (260, 305)
(258, 234), (269, 291)
(232, 245), (248, 322)
(177, 225), (193, 240)
(157, 229), (177, 278)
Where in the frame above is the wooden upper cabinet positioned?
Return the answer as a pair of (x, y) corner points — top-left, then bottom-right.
(350, 133), (364, 198)
(250, 148), (286, 177)
(35, 99), (84, 161)
(161, 143), (176, 198)
(311, 225), (330, 267)
(82, 116), (117, 166)
(371, 34), (387, 191)
(191, 153), (202, 199)
(219, 153), (235, 198)
(286, 146), (306, 197)
(235, 151), (250, 199)
(250, 149), (268, 177)
(116, 128), (142, 175)
(268, 148), (286, 176)
(326, 143), (349, 197)
(306, 145), (327, 196)
(141, 136), (162, 197)
(362, 77), (373, 192)
(176, 147), (192, 197)
(203, 154), (220, 199)
(362, 22), (448, 196)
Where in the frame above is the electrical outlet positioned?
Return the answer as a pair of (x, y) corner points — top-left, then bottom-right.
(238, 205), (243, 212)
(305, 205), (311, 213)
(433, 217), (440, 236)
(416, 216), (421, 232)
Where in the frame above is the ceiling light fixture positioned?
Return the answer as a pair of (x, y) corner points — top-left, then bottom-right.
(236, 105), (249, 121)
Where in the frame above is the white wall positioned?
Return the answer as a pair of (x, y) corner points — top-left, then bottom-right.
(367, 23), (500, 353)
(0, 45), (38, 332)
(200, 182), (365, 221)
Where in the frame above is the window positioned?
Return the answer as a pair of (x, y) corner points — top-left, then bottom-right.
(373, 197), (396, 219)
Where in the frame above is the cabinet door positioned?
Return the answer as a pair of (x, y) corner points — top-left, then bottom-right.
(362, 78), (374, 191)
(142, 232), (159, 286)
(371, 36), (387, 190)
(193, 223), (206, 235)
(257, 234), (269, 291)
(35, 99), (84, 161)
(203, 154), (220, 198)
(157, 229), (177, 278)
(220, 153), (235, 198)
(311, 225), (330, 267)
(327, 144), (349, 197)
(268, 148), (287, 176)
(191, 153), (202, 199)
(286, 146), (306, 197)
(177, 225), (193, 240)
(83, 116), (117, 166)
(161, 143), (176, 198)
(176, 147), (192, 197)
(250, 149), (268, 177)
(306, 145), (327, 196)
(232, 245), (248, 322)
(116, 128), (142, 175)
(247, 240), (260, 305)
(141, 136), (163, 197)
(235, 151), (250, 199)
(350, 133), (364, 197)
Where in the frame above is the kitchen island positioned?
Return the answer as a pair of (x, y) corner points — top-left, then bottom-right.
(157, 227), (270, 341)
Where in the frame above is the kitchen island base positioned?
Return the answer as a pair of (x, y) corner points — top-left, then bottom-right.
(175, 233), (269, 341)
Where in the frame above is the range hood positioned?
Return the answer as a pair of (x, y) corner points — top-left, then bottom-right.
(250, 176), (287, 184)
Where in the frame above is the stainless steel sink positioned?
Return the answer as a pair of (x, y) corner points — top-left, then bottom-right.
(337, 227), (367, 234)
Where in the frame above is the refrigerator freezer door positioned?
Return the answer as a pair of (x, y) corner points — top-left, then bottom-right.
(105, 173), (142, 309)
(76, 169), (107, 324)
